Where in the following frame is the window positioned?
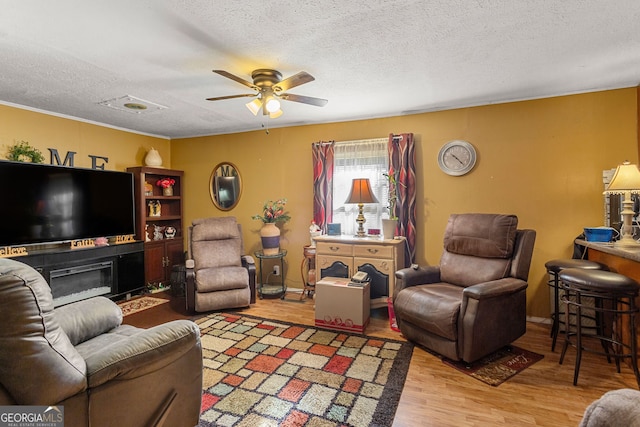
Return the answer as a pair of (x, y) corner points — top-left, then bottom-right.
(332, 138), (389, 235)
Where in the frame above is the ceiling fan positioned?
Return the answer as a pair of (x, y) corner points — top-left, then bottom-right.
(207, 69), (328, 118)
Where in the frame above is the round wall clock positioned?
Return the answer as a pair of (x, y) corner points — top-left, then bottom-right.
(437, 140), (477, 176)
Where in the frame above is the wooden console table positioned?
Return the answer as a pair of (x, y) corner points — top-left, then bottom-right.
(314, 235), (405, 308)
(576, 239), (640, 366)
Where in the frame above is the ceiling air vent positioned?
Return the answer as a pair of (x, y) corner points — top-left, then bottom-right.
(97, 95), (167, 114)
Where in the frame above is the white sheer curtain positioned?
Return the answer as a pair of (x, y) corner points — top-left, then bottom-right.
(332, 138), (389, 236)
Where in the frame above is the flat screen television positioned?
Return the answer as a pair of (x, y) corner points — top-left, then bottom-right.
(0, 161), (135, 246)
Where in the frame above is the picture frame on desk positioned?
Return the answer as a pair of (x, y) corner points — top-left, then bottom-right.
(327, 223), (341, 236)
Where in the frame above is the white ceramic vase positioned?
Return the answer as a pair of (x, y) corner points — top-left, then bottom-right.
(310, 231), (321, 247)
(144, 148), (163, 167)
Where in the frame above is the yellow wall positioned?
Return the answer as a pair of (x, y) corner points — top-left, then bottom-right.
(0, 105), (170, 170)
(172, 88), (638, 319)
(1, 88), (637, 319)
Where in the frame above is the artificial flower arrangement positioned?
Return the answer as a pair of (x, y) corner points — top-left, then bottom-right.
(252, 198), (291, 224)
(383, 171), (403, 220)
(156, 177), (175, 188)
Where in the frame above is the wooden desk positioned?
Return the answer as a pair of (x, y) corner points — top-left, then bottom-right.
(577, 239), (640, 366)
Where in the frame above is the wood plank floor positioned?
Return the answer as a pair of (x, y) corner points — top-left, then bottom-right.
(123, 290), (639, 427)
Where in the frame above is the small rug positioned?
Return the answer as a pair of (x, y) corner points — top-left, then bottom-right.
(442, 345), (544, 386)
(196, 312), (413, 427)
(117, 295), (169, 316)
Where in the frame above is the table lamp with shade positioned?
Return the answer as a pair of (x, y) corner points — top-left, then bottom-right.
(604, 161), (640, 247)
(345, 178), (379, 237)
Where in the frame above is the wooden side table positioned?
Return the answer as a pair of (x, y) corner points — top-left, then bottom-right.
(300, 245), (316, 300)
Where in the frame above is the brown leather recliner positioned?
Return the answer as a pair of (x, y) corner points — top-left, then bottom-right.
(185, 216), (256, 313)
(0, 258), (203, 427)
(393, 213), (536, 363)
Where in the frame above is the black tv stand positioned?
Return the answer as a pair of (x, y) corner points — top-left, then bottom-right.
(7, 242), (145, 306)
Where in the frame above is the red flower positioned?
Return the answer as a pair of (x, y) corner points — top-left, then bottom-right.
(156, 178), (175, 188)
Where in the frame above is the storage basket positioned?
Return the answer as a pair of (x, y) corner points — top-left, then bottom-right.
(583, 227), (614, 242)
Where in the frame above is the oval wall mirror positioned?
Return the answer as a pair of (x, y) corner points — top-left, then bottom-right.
(210, 162), (242, 211)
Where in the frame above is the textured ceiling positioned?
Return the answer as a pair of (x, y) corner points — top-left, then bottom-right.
(1, 1), (640, 139)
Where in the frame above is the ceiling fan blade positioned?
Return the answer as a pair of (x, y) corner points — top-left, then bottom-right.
(212, 70), (257, 90)
(274, 71), (315, 92)
(206, 94), (257, 101)
(279, 93), (328, 107)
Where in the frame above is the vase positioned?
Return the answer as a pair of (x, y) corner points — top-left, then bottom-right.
(163, 186), (173, 196)
(144, 182), (154, 196)
(382, 219), (398, 240)
(260, 222), (281, 255)
(310, 231), (321, 247)
(144, 148), (163, 167)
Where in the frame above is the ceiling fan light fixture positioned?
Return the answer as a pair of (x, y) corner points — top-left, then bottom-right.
(245, 98), (262, 116)
(209, 69), (326, 120)
(269, 108), (283, 119)
(265, 97), (281, 113)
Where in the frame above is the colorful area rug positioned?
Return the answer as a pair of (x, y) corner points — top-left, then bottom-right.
(442, 345), (544, 386)
(196, 312), (413, 427)
(117, 295), (169, 316)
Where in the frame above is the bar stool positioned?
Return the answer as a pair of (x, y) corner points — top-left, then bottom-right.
(545, 259), (606, 351)
(558, 268), (640, 387)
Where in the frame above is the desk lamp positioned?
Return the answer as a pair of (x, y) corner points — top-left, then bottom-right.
(345, 178), (379, 237)
(604, 161), (640, 247)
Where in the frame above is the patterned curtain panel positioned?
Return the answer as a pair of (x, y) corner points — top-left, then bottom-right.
(312, 141), (335, 233)
(388, 133), (417, 265)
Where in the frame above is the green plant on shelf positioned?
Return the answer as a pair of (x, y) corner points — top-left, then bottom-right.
(5, 140), (45, 163)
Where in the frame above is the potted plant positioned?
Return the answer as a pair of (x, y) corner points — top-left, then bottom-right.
(252, 199), (291, 255)
(6, 140), (44, 163)
(156, 177), (176, 196)
(382, 172), (401, 239)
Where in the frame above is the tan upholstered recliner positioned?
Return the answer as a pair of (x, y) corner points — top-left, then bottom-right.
(185, 216), (256, 313)
(0, 258), (203, 427)
(393, 213), (536, 363)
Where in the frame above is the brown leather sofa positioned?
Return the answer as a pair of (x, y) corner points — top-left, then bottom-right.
(393, 213), (536, 363)
(0, 258), (203, 427)
(185, 216), (256, 313)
